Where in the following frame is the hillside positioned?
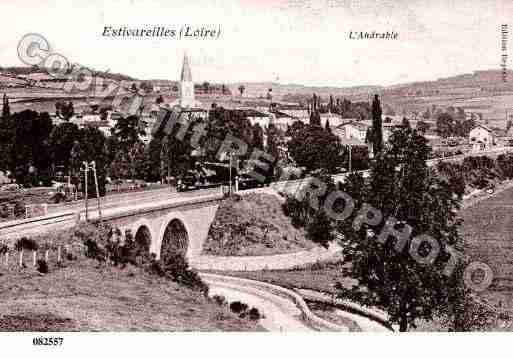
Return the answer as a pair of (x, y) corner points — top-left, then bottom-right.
(202, 193), (315, 256)
(228, 81), (381, 101)
(0, 259), (259, 331)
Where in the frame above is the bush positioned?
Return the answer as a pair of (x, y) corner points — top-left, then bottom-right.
(83, 237), (106, 262)
(148, 253), (209, 295)
(248, 307), (261, 321)
(74, 223), (115, 263)
(229, 301), (249, 314)
(212, 295), (227, 306)
(36, 259), (48, 274)
(228, 301), (261, 319)
(497, 153), (513, 179)
(306, 211), (334, 248)
(15, 237), (38, 251)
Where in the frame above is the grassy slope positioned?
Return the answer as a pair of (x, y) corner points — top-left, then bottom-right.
(213, 259), (351, 295)
(202, 193), (315, 256)
(0, 259), (260, 331)
(460, 185), (513, 311)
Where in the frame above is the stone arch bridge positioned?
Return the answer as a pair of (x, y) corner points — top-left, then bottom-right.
(0, 192), (222, 261)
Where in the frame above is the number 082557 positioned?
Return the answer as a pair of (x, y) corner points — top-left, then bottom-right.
(32, 337), (63, 346)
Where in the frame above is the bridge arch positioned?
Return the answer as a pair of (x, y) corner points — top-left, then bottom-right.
(157, 213), (191, 260)
(134, 225), (152, 262)
(129, 218), (156, 254)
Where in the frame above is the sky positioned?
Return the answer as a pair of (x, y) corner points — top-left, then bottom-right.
(0, 0), (512, 87)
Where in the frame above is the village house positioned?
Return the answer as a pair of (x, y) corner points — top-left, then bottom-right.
(469, 124), (496, 151)
(333, 121), (369, 146)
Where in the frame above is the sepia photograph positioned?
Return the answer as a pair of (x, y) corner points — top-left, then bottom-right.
(1, 0), (513, 356)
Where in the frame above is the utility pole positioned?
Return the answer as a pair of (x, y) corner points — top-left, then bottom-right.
(348, 144), (352, 173)
(228, 152), (232, 194)
(91, 161), (102, 222)
(81, 161), (89, 222)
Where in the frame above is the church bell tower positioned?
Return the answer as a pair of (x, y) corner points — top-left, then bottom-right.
(179, 53), (195, 108)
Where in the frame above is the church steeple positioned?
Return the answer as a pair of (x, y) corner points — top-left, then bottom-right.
(178, 52), (195, 108)
(180, 53), (192, 82)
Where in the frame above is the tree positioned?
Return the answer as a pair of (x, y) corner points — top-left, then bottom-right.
(238, 85), (245, 97)
(285, 120), (304, 138)
(263, 123), (285, 180)
(69, 140), (82, 185)
(112, 115), (145, 151)
(2, 94), (10, 119)
(109, 151), (131, 180)
(11, 110), (53, 184)
(309, 110), (321, 126)
(266, 123), (282, 160)
(328, 95), (334, 113)
(55, 101), (74, 121)
(283, 169), (336, 246)
(204, 107), (253, 162)
(436, 112), (455, 138)
(144, 137), (163, 182)
(0, 94), (13, 171)
(337, 125), (465, 331)
(306, 210), (334, 247)
(49, 122), (82, 174)
(251, 123), (264, 150)
(287, 124), (342, 173)
(369, 94), (383, 154)
(325, 119), (331, 133)
(156, 95), (164, 104)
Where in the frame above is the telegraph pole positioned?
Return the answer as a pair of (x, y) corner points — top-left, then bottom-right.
(348, 144), (352, 173)
(229, 152), (232, 194)
(91, 161), (102, 222)
(81, 161), (89, 222)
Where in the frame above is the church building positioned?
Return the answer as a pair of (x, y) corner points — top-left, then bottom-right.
(171, 53), (202, 109)
(152, 52), (207, 137)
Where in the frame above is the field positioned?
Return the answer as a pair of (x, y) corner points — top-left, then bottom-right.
(210, 258), (353, 296)
(0, 259), (260, 331)
(460, 185), (513, 311)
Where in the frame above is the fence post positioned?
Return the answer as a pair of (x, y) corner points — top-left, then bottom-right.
(19, 249), (23, 267)
(32, 250), (37, 267)
(45, 250), (49, 263)
(57, 246), (62, 263)
(5, 252), (8, 267)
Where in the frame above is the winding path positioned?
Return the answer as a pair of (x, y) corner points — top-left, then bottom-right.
(201, 272), (393, 332)
(201, 272), (348, 331)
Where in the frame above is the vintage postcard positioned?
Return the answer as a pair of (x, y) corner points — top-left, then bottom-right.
(0, 0), (512, 356)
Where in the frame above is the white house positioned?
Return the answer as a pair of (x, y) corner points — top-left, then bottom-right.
(469, 124), (495, 151)
(334, 121), (370, 145)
